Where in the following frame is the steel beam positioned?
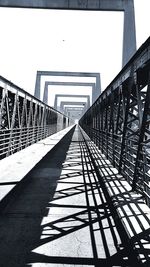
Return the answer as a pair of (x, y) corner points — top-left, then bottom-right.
(0, 0), (136, 66)
(54, 94), (90, 110)
(66, 107), (84, 116)
(0, 75), (71, 159)
(60, 101), (87, 113)
(122, 0), (136, 66)
(35, 72), (100, 104)
(66, 112), (83, 118)
(65, 107), (84, 111)
(64, 106), (84, 115)
(43, 82), (95, 105)
(0, 0), (124, 10)
(64, 105), (85, 119)
(79, 37), (150, 204)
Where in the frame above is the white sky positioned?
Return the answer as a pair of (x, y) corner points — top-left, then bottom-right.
(0, 0), (149, 106)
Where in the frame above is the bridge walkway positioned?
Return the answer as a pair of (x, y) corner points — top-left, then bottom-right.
(0, 126), (145, 267)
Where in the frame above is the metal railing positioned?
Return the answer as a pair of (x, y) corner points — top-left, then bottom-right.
(80, 37), (150, 205)
(0, 76), (72, 159)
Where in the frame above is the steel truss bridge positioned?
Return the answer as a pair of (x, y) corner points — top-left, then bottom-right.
(0, 20), (150, 267)
(80, 37), (150, 201)
(0, 76), (72, 159)
(0, 36), (150, 266)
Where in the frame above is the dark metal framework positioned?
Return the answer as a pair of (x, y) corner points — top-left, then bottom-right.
(43, 82), (95, 105)
(54, 94), (90, 110)
(0, 76), (71, 160)
(80, 37), (150, 205)
(34, 71), (101, 104)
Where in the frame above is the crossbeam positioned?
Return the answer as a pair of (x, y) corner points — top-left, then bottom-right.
(0, 0), (124, 10)
(66, 109), (84, 119)
(65, 107), (84, 110)
(43, 81), (96, 105)
(54, 94), (90, 110)
(60, 101), (87, 112)
(0, 0), (136, 66)
(35, 71), (101, 104)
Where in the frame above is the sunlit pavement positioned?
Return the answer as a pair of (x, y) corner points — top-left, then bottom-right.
(0, 126), (126, 267)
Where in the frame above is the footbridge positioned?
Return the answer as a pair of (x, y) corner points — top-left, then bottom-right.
(0, 0), (150, 265)
(0, 35), (150, 266)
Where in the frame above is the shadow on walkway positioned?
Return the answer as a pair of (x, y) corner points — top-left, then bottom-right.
(0, 126), (130, 267)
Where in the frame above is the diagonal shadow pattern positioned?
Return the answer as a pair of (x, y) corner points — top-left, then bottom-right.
(0, 126), (133, 266)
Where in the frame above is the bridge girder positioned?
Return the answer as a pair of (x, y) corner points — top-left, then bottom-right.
(43, 82), (95, 105)
(0, 0), (126, 10)
(59, 100), (88, 117)
(65, 107), (84, 111)
(60, 101), (87, 111)
(0, 0), (136, 66)
(54, 94), (90, 110)
(35, 71), (101, 104)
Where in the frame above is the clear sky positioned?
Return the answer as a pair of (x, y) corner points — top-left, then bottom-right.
(0, 0), (149, 106)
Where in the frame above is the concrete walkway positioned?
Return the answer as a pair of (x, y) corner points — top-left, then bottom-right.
(0, 125), (75, 203)
(0, 126), (128, 267)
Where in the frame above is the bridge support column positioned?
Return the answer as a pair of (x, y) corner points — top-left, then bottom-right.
(123, 0), (136, 67)
(34, 73), (41, 99)
(43, 85), (48, 104)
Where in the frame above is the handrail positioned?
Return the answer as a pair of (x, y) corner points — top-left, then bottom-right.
(0, 76), (73, 159)
(80, 37), (150, 205)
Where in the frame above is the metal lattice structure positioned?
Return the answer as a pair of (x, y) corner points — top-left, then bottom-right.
(0, 76), (71, 160)
(80, 37), (150, 205)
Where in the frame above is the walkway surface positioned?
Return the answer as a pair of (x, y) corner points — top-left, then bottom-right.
(0, 126), (130, 267)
